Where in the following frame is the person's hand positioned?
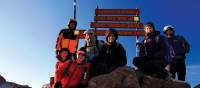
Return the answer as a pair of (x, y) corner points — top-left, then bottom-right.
(136, 42), (143, 47)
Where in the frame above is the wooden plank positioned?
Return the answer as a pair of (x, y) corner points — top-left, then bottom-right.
(74, 30), (144, 39)
(95, 9), (140, 15)
(91, 22), (143, 28)
(94, 16), (140, 22)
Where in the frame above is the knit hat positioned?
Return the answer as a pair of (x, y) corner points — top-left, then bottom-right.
(68, 19), (77, 29)
(105, 28), (118, 42)
(144, 22), (155, 31)
(57, 48), (70, 62)
(68, 19), (77, 25)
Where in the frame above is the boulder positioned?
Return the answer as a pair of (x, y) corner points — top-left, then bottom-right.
(0, 75), (6, 86)
(194, 84), (200, 88)
(42, 83), (51, 88)
(141, 76), (190, 88)
(0, 74), (31, 88)
(88, 66), (191, 88)
(88, 67), (140, 88)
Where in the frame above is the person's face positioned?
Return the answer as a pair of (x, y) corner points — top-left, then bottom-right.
(144, 26), (154, 34)
(68, 22), (76, 29)
(76, 51), (86, 63)
(108, 34), (116, 43)
(85, 33), (95, 40)
(60, 51), (68, 61)
(165, 29), (174, 38)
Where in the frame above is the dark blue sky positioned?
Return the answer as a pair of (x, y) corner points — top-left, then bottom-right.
(0, 0), (199, 87)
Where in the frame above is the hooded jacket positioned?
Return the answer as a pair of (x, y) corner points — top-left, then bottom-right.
(100, 29), (127, 72)
(141, 31), (170, 66)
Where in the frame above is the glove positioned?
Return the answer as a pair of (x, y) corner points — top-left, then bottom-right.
(136, 42), (142, 47)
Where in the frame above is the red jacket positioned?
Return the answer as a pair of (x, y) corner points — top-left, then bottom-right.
(54, 59), (90, 88)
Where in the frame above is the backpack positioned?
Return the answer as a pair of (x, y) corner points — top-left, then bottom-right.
(155, 35), (172, 65)
(177, 35), (190, 53)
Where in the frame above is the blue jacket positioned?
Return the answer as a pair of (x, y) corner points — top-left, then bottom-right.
(167, 35), (190, 57)
(140, 31), (170, 66)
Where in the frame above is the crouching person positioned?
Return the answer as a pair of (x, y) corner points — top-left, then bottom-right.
(54, 47), (90, 88)
(133, 22), (170, 80)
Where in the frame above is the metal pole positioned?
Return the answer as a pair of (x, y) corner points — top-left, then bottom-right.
(73, 0), (76, 19)
(136, 8), (140, 57)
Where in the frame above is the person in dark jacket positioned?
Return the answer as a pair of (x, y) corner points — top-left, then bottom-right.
(163, 25), (190, 81)
(100, 28), (127, 73)
(133, 22), (170, 79)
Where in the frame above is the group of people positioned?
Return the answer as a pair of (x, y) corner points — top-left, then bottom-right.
(51, 19), (190, 88)
(133, 22), (190, 80)
(52, 19), (127, 88)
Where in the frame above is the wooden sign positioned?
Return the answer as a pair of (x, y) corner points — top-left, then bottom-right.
(95, 9), (140, 15)
(91, 22), (143, 28)
(94, 16), (140, 22)
(75, 30), (144, 39)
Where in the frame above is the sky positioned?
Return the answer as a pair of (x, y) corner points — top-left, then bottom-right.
(0, 0), (199, 88)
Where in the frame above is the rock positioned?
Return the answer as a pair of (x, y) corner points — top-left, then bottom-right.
(194, 84), (200, 88)
(88, 67), (140, 88)
(0, 75), (6, 85)
(141, 76), (190, 88)
(42, 83), (51, 88)
(0, 74), (31, 88)
(88, 66), (191, 88)
(0, 82), (31, 88)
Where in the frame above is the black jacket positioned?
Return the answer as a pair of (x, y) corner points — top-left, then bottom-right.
(100, 42), (127, 72)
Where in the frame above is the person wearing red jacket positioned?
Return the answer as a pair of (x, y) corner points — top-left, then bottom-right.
(54, 47), (90, 88)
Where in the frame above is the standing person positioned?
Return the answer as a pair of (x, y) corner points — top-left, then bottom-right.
(163, 25), (190, 81)
(133, 22), (170, 79)
(54, 47), (90, 88)
(100, 28), (127, 73)
(56, 19), (78, 58)
(82, 29), (104, 61)
(82, 29), (104, 78)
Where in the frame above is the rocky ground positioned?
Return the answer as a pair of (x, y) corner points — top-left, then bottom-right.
(0, 75), (31, 88)
(88, 66), (197, 88)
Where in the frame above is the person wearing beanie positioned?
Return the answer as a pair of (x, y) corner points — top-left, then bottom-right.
(54, 47), (90, 88)
(133, 22), (170, 80)
(163, 25), (190, 81)
(53, 48), (73, 88)
(100, 28), (127, 73)
(55, 19), (78, 58)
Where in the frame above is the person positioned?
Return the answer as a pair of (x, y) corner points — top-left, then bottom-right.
(53, 48), (73, 88)
(54, 47), (90, 88)
(100, 28), (127, 73)
(82, 29), (104, 78)
(133, 22), (170, 79)
(82, 29), (104, 61)
(163, 25), (190, 81)
(55, 19), (78, 58)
